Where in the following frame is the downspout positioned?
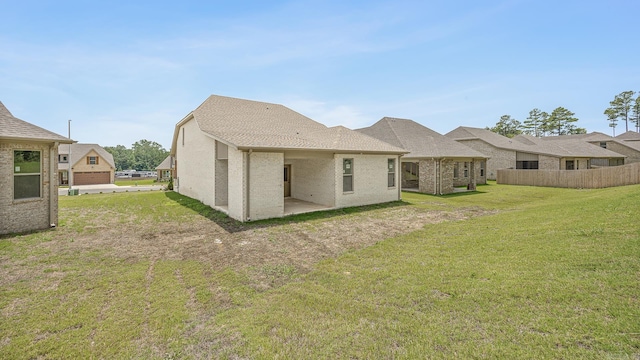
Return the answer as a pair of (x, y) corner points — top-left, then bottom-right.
(439, 158), (444, 195)
(49, 142), (58, 227)
(245, 149), (252, 221)
(432, 158), (437, 195)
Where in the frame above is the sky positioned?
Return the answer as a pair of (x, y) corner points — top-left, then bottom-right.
(1, 0), (639, 150)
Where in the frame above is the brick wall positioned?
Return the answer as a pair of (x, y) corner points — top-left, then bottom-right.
(1, 141), (57, 235)
(175, 119), (216, 207)
(249, 152), (284, 221)
(456, 140), (515, 180)
(601, 142), (640, 164)
(334, 154), (400, 208)
(418, 159), (436, 194)
(288, 153), (335, 207)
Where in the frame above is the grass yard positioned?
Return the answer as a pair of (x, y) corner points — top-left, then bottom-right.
(114, 178), (158, 186)
(1, 183), (639, 359)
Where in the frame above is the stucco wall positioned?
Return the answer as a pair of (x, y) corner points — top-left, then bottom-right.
(1, 141), (57, 235)
(288, 154), (335, 207)
(71, 149), (115, 183)
(456, 139), (515, 180)
(175, 119), (215, 207)
(249, 152), (284, 221)
(334, 154), (400, 208)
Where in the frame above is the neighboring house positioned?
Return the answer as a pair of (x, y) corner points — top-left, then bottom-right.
(171, 95), (407, 222)
(155, 155), (173, 181)
(446, 127), (625, 180)
(0, 101), (74, 235)
(616, 131), (640, 142)
(58, 143), (115, 185)
(356, 117), (488, 195)
(540, 132), (640, 165)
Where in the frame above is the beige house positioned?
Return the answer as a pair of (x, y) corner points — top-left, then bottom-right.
(155, 155), (173, 181)
(356, 117), (488, 195)
(616, 131), (640, 142)
(540, 132), (640, 165)
(171, 95), (407, 222)
(1, 101), (74, 235)
(446, 127), (626, 180)
(58, 143), (115, 185)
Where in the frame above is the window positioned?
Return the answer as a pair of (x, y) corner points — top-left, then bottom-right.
(599, 142), (607, 149)
(87, 156), (99, 165)
(480, 161), (485, 177)
(343, 158), (353, 192)
(566, 160), (575, 170)
(59, 155), (68, 163)
(463, 162), (469, 177)
(516, 161), (539, 169)
(388, 159), (395, 187)
(14, 150), (41, 199)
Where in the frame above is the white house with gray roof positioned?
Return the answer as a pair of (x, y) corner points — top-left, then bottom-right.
(446, 127), (626, 180)
(171, 95), (407, 222)
(1, 101), (74, 235)
(356, 117), (488, 195)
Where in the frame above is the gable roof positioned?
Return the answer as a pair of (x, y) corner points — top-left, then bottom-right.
(0, 101), (74, 143)
(156, 155), (173, 170)
(539, 132), (613, 142)
(446, 127), (624, 159)
(356, 117), (487, 159)
(616, 131), (640, 141)
(173, 95), (406, 154)
(58, 143), (115, 168)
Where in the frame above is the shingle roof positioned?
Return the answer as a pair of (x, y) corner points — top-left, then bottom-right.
(356, 117), (487, 159)
(616, 131), (640, 141)
(177, 95), (406, 153)
(58, 143), (115, 168)
(0, 101), (74, 143)
(446, 127), (624, 158)
(539, 132), (613, 142)
(156, 155), (173, 170)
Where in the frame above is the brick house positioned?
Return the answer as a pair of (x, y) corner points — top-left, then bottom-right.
(540, 132), (640, 165)
(58, 143), (115, 185)
(446, 127), (626, 180)
(356, 117), (488, 195)
(171, 95), (407, 222)
(0, 101), (74, 235)
(58, 143), (116, 185)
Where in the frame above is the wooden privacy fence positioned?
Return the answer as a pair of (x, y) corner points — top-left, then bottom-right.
(497, 162), (640, 189)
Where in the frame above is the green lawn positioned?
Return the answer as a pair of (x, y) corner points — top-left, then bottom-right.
(1, 183), (638, 359)
(114, 178), (158, 186)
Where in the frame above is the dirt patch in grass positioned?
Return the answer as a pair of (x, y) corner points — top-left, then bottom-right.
(13, 202), (493, 292)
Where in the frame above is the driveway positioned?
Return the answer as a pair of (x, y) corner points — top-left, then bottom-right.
(59, 184), (165, 196)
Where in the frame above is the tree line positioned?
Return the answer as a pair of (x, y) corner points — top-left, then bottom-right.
(104, 140), (169, 171)
(487, 107), (585, 138)
(604, 91), (640, 135)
